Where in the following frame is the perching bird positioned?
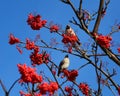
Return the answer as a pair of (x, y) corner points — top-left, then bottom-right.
(57, 54), (70, 77)
(65, 25), (81, 45)
(65, 25), (76, 36)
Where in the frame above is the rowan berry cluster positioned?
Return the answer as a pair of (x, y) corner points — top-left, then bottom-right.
(9, 34), (20, 45)
(79, 83), (90, 96)
(94, 33), (112, 48)
(63, 69), (78, 81)
(27, 13), (47, 30)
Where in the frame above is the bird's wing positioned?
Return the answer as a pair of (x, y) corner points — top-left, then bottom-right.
(57, 60), (65, 76)
(59, 60), (65, 67)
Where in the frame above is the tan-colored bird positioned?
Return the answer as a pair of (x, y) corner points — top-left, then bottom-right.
(57, 55), (70, 77)
(65, 25), (81, 45)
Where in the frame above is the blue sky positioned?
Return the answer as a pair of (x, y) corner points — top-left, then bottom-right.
(0, 0), (120, 96)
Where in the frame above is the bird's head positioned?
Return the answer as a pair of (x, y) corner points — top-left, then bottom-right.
(66, 25), (70, 29)
(65, 54), (69, 58)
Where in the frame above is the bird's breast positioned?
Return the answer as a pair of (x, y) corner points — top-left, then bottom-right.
(62, 58), (70, 69)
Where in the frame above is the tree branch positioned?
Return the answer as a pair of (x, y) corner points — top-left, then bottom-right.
(100, 47), (120, 66)
(45, 64), (66, 95)
(8, 78), (20, 94)
(0, 79), (8, 95)
(67, 0), (91, 35)
(93, 0), (104, 33)
(79, 0), (82, 12)
(81, 53), (119, 90)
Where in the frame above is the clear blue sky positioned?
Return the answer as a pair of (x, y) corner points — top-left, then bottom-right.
(0, 0), (120, 96)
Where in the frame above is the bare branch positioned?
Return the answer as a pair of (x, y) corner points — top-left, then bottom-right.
(83, 55), (118, 90)
(77, 62), (90, 70)
(88, 53), (120, 57)
(68, 1), (88, 31)
(105, 0), (110, 10)
(93, 45), (102, 96)
(79, 0), (82, 12)
(60, 0), (69, 4)
(108, 24), (120, 36)
(0, 79), (8, 95)
(8, 78), (20, 94)
(72, 46), (119, 91)
(39, 39), (82, 57)
(93, 0), (104, 34)
(100, 47), (120, 66)
(69, 17), (81, 27)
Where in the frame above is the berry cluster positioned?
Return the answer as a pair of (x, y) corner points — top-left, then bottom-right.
(94, 34), (112, 48)
(20, 91), (42, 96)
(62, 34), (78, 45)
(30, 46), (49, 66)
(65, 86), (73, 96)
(25, 38), (35, 50)
(79, 83), (90, 96)
(38, 82), (58, 95)
(63, 69), (78, 81)
(117, 47), (120, 53)
(9, 34), (20, 45)
(17, 64), (43, 84)
(27, 13), (47, 30)
(50, 25), (59, 32)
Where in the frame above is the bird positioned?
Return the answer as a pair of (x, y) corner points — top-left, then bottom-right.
(57, 54), (70, 77)
(65, 25), (76, 36)
(65, 25), (81, 45)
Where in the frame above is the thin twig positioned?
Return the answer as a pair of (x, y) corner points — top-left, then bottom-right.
(88, 53), (120, 57)
(39, 39), (82, 57)
(0, 79), (8, 95)
(94, 45), (102, 96)
(8, 78), (20, 94)
(60, 80), (67, 87)
(79, 0), (82, 12)
(77, 62), (90, 70)
(60, 0), (69, 4)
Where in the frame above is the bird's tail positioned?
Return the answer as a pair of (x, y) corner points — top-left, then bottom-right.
(77, 41), (81, 45)
(57, 68), (61, 77)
